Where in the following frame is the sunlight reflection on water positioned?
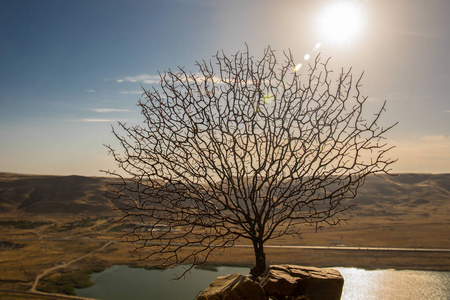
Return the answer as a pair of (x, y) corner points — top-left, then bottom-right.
(335, 268), (450, 300)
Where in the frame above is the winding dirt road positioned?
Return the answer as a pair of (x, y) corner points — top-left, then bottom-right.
(30, 240), (113, 293)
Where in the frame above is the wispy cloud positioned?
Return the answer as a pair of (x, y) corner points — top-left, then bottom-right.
(115, 73), (231, 86)
(79, 119), (121, 123)
(117, 74), (161, 84)
(89, 108), (132, 113)
(86, 89), (96, 93)
(119, 90), (143, 95)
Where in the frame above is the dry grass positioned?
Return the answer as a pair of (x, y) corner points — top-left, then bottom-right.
(0, 239), (104, 291)
(0, 172), (449, 294)
(0, 213), (449, 293)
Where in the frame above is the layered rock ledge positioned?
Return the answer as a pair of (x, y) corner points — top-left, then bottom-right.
(197, 273), (267, 300)
(260, 265), (344, 300)
(197, 265), (344, 300)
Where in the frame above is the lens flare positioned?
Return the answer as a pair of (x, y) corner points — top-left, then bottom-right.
(263, 94), (274, 104)
(294, 63), (302, 72)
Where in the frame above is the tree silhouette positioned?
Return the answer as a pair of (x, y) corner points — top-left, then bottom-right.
(104, 46), (396, 277)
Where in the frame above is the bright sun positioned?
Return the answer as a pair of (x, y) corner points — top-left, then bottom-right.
(318, 2), (365, 44)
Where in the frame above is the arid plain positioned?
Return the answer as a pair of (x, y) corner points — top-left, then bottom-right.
(0, 172), (449, 298)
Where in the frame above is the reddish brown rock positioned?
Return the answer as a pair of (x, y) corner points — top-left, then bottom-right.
(259, 265), (344, 300)
(197, 273), (267, 300)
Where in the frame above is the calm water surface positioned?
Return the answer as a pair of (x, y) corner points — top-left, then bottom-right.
(75, 265), (246, 300)
(335, 268), (450, 300)
(75, 265), (450, 300)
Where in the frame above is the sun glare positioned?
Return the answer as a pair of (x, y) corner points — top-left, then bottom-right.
(318, 2), (364, 44)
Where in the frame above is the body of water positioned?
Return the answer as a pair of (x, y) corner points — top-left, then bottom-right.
(335, 268), (450, 300)
(75, 265), (450, 300)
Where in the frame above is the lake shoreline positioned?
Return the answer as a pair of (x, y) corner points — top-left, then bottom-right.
(73, 265), (450, 300)
(36, 247), (450, 297)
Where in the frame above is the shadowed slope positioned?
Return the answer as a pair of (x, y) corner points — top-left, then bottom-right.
(0, 172), (448, 216)
(0, 173), (111, 213)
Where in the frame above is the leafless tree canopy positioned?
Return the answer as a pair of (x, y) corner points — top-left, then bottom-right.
(104, 46), (396, 277)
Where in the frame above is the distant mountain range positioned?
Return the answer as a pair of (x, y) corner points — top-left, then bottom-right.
(0, 172), (448, 215)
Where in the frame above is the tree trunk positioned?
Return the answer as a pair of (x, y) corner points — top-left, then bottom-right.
(250, 239), (266, 278)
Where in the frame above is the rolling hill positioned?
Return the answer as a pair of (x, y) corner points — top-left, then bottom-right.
(347, 173), (450, 221)
(0, 172), (448, 218)
(0, 173), (111, 214)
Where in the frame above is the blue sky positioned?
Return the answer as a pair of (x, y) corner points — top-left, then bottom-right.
(0, 0), (449, 175)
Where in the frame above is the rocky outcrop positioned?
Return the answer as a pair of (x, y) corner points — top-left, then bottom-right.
(197, 265), (344, 300)
(259, 265), (344, 300)
(197, 273), (267, 300)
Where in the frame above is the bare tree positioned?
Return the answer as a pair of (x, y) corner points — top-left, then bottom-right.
(104, 46), (396, 277)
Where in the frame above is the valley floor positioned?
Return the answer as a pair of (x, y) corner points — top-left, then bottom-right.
(0, 211), (449, 297)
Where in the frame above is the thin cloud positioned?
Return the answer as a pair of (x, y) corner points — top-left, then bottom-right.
(89, 108), (132, 113)
(117, 74), (161, 84)
(79, 119), (125, 123)
(86, 89), (96, 93)
(119, 90), (143, 95)
(116, 73), (235, 86)
(176, 74), (252, 86)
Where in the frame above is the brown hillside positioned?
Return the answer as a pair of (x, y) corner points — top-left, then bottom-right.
(0, 172), (448, 218)
(347, 173), (450, 220)
(0, 173), (111, 214)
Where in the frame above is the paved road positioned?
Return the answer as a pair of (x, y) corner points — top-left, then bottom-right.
(235, 244), (450, 252)
(3, 237), (450, 253)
